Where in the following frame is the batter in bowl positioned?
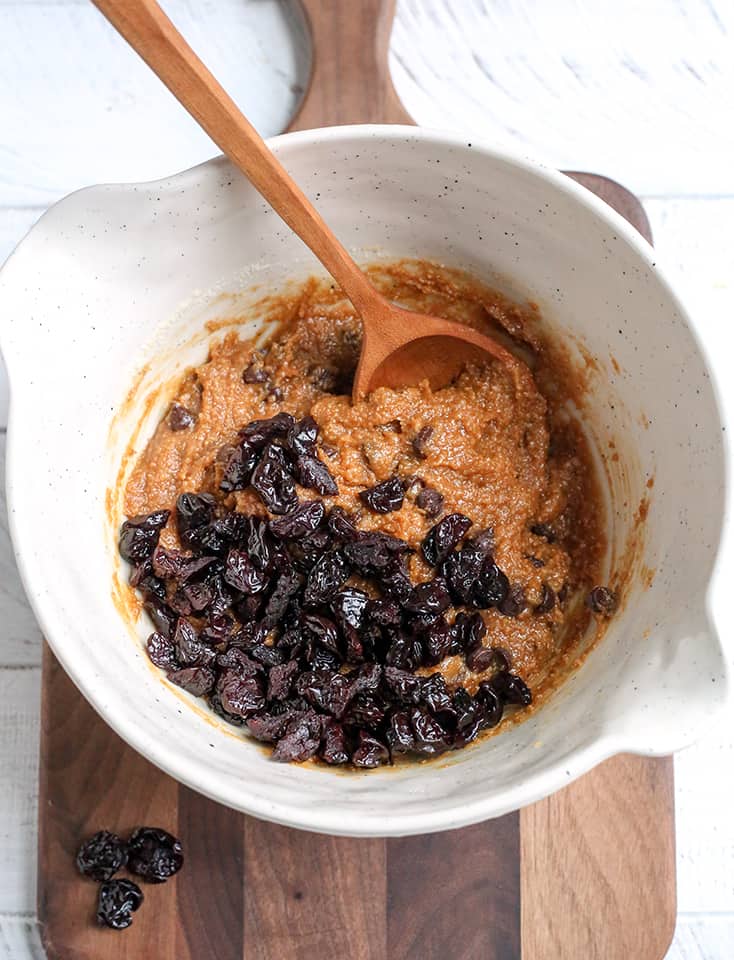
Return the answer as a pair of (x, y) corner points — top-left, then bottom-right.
(121, 261), (612, 766)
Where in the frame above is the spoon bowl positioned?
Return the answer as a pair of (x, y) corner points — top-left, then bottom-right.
(353, 300), (537, 399)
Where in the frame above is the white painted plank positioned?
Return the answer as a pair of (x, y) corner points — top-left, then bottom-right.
(391, 0), (734, 196)
(0, 208), (43, 269)
(0, 0), (308, 206)
(0, 207), (45, 430)
(666, 915), (734, 960)
(0, 0), (731, 204)
(675, 722), (734, 913)
(0, 669), (40, 915)
(0, 916), (44, 960)
(0, 436), (43, 667)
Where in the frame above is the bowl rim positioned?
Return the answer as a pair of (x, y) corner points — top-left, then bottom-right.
(2, 123), (730, 836)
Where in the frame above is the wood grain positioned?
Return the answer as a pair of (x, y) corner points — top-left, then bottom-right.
(39, 646), (183, 960)
(38, 646), (519, 960)
(177, 787), (244, 960)
(38, 642), (675, 960)
(245, 823), (385, 960)
(289, 0), (412, 131)
(387, 820), (521, 960)
(521, 755), (676, 960)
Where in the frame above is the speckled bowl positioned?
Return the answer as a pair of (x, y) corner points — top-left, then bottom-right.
(0, 126), (729, 836)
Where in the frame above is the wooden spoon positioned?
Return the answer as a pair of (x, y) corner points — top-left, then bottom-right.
(92, 0), (534, 401)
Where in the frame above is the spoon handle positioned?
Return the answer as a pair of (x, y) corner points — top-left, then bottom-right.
(92, 0), (382, 316)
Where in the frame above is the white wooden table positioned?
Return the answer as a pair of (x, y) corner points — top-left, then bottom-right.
(1, 2), (733, 956)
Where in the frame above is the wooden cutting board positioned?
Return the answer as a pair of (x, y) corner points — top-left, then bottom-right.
(37, 2), (676, 957)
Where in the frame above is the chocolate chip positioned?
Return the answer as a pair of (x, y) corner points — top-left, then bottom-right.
(412, 425), (434, 458)
(535, 584), (556, 614)
(530, 522), (556, 543)
(499, 584), (527, 617)
(466, 645), (499, 673)
(243, 362), (270, 384)
(168, 403), (196, 431)
(383, 419), (402, 434)
(416, 486), (444, 517)
(587, 586), (617, 616)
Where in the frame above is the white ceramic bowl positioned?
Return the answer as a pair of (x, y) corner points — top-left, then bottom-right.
(0, 126), (729, 836)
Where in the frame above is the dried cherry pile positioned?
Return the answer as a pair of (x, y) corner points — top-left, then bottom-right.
(76, 827), (183, 930)
(120, 411), (537, 768)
